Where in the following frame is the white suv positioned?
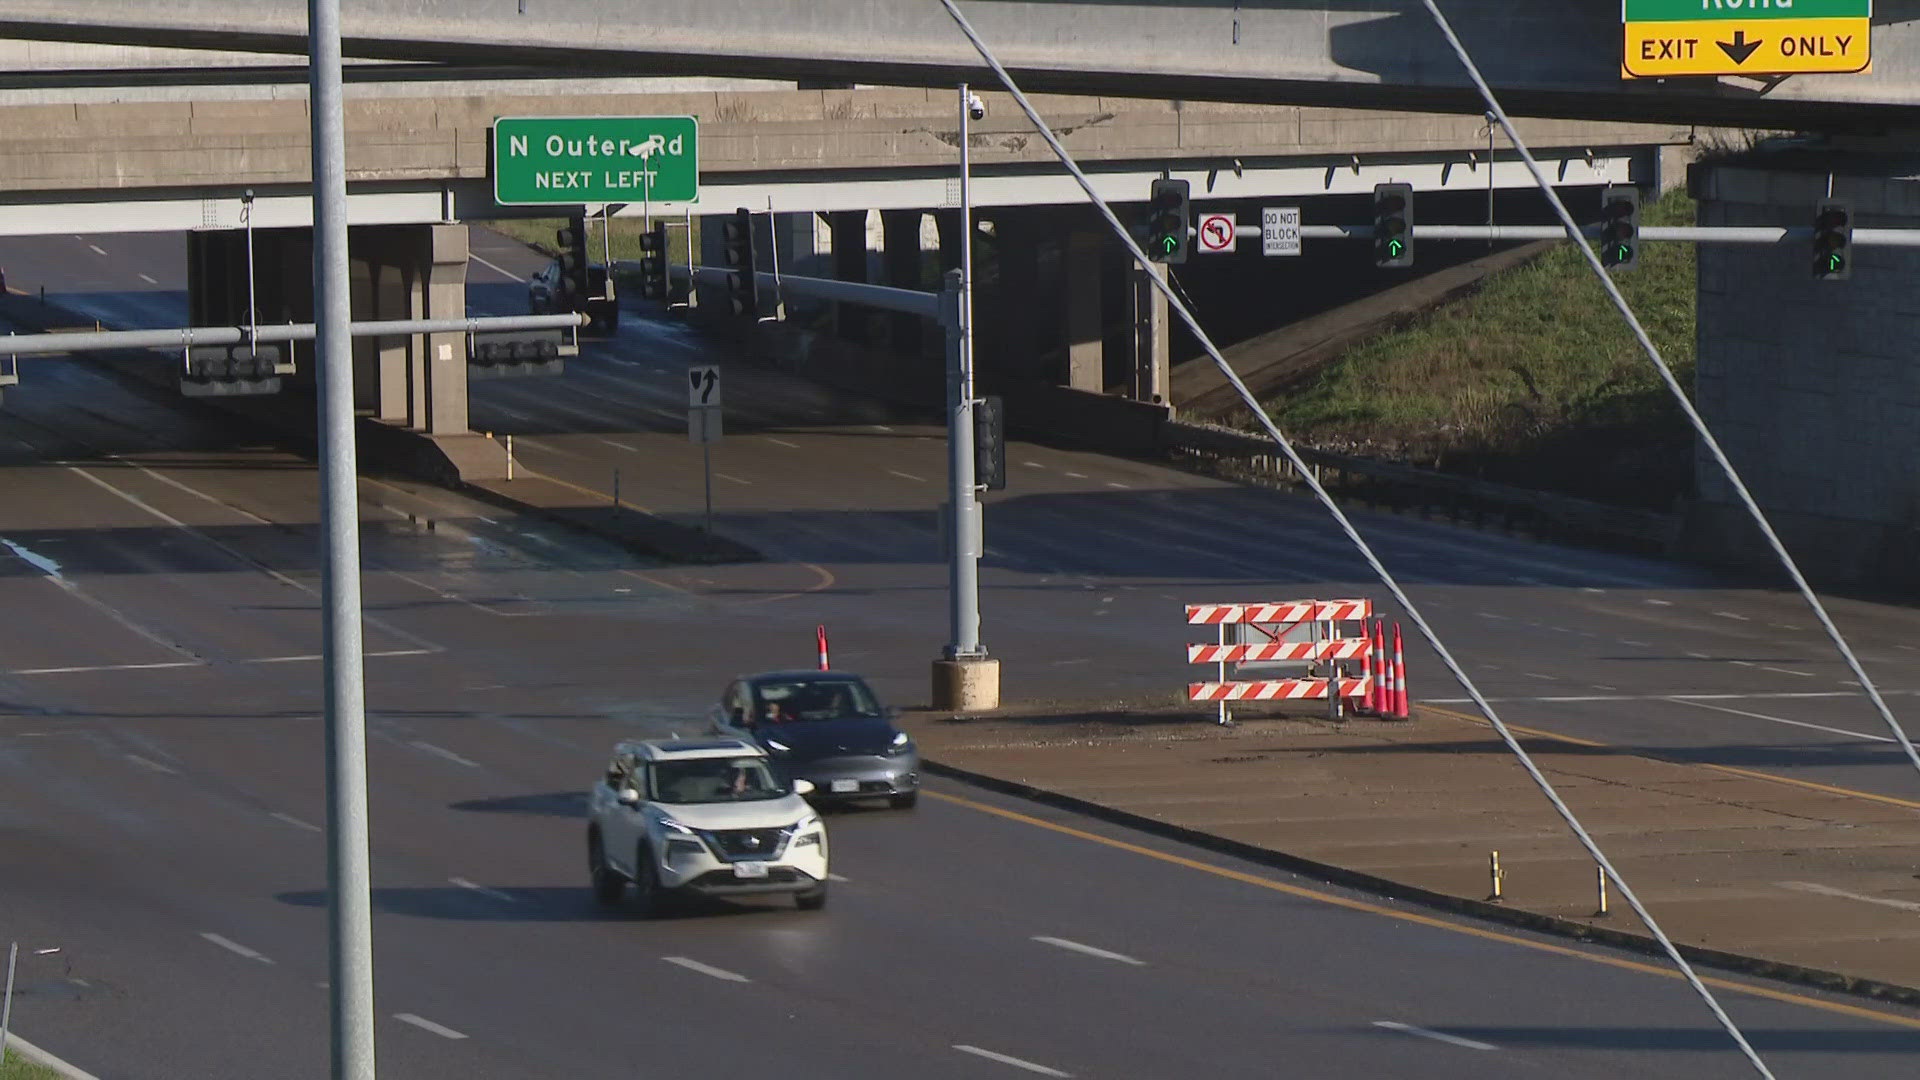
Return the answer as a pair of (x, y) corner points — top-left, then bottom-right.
(587, 738), (829, 915)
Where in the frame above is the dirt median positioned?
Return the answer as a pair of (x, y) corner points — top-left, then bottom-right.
(901, 700), (1920, 1004)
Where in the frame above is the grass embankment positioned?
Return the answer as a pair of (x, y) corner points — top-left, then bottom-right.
(0, 1048), (64, 1080)
(488, 217), (699, 266)
(1266, 189), (1697, 510)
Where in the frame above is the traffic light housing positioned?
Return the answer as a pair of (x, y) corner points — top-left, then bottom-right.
(722, 207), (759, 318)
(638, 222), (670, 301)
(180, 344), (288, 397)
(1813, 199), (1851, 280)
(555, 220), (591, 308)
(1372, 182), (1413, 268)
(1600, 185), (1640, 272)
(1146, 178), (1190, 264)
(974, 395), (1006, 491)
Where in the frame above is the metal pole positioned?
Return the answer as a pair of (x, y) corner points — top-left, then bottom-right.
(243, 189), (259, 353)
(2, 941), (17, 1064)
(944, 84), (983, 659)
(309, 0), (377, 1076)
(703, 439), (713, 533)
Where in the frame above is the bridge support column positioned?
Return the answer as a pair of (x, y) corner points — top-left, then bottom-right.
(1686, 157), (1920, 588)
(1064, 226), (1104, 392)
(829, 209), (870, 342)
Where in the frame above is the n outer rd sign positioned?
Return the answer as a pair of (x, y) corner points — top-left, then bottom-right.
(493, 116), (699, 206)
(1622, 0), (1870, 78)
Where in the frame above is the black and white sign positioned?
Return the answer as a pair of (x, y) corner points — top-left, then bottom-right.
(1262, 207), (1301, 257)
(1197, 213), (1237, 254)
(689, 405), (723, 444)
(687, 364), (721, 409)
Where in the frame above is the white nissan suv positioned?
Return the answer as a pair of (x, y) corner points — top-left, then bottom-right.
(587, 738), (829, 915)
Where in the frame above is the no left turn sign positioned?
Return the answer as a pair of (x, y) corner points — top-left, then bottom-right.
(1197, 212), (1237, 254)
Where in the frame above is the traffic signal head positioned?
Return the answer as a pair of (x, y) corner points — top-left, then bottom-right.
(1146, 178), (1190, 264)
(638, 223), (669, 301)
(1813, 199), (1851, 280)
(974, 395), (1006, 491)
(722, 207), (759, 318)
(1600, 186), (1640, 272)
(555, 221), (591, 303)
(1372, 182), (1413, 268)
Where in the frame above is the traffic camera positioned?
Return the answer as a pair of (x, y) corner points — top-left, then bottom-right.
(1813, 200), (1852, 280)
(722, 207), (759, 319)
(1599, 186), (1640, 272)
(1146, 178), (1190, 264)
(1372, 182), (1413, 268)
(638, 222), (670, 301)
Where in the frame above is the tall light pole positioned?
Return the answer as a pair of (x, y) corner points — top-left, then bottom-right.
(309, 0), (377, 1076)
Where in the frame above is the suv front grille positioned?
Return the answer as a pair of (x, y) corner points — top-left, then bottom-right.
(700, 827), (789, 861)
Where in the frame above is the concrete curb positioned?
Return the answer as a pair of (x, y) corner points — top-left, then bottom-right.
(5, 1034), (101, 1080)
(921, 757), (1920, 1011)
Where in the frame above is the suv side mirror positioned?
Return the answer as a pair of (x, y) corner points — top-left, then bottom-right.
(616, 787), (641, 806)
(792, 779), (816, 796)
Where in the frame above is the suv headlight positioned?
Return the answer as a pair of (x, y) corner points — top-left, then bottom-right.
(888, 731), (914, 755)
(655, 816), (696, 836)
(789, 815), (823, 848)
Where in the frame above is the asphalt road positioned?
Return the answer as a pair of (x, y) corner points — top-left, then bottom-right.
(0, 229), (1918, 1078)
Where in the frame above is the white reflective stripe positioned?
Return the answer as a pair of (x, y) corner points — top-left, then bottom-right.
(1371, 1021), (1496, 1050)
(952, 1045), (1072, 1077)
(663, 956), (749, 982)
(394, 1013), (468, 1040)
(1031, 936), (1145, 965)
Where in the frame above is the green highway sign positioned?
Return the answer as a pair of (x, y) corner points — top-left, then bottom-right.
(492, 116), (699, 206)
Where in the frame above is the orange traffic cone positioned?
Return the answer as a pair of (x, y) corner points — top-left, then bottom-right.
(1377, 621), (1394, 718)
(1354, 621), (1374, 716)
(1392, 622), (1409, 719)
(816, 624), (830, 671)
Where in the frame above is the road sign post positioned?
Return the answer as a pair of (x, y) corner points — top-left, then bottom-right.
(688, 364), (721, 532)
(493, 117), (699, 206)
(1622, 0), (1871, 78)
(1262, 207), (1301, 257)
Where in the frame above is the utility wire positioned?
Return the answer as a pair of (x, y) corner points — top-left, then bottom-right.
(1414, 0), (1920, 787)
(936, 1), (1774, 1075)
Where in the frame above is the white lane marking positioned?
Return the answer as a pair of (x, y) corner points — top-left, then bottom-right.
(470, 252), (525, 282)
(450, 877), (519, 903)
(125, 754), (177, 775)
(1779, 881), (1920, 913)
(1645, 598), (1674, 606)
(1105, 481), (1130, 489)
(1050, 658), (1091, 666)
(1899, 645), (1918, 652)
(1713, 611), (1751, 621)
(1667, 698), (1896, 743)
(1590, 684), (1619, 692)
(394, 1013), (469, 1040)
(765, 436), (800, 449)
(1524, 673), (1559, 682)
(714, 472), (751, 485)
(1021, 460), (1045, 468)
(1477, 612), (1510, 620)
(412, 741), (481, 767)
(663, 956), (749, 982)
(88, 243), (107, 256)
(11, 660), (201, 676)
(271, 812), (321, 833)
(1730, 660), (1756, 668)
(1581, 587), (1606, 594)
(1760, 666), (1815, 677)
(1372, 1021), (1496, 1051)
(1063, 471), (1087, 479)
(827, 873), (851, 883)
(138, 272), (159, 285)
(1619, 639), (1650, 648)
(1686, 651), (1710, 659)
(244, 649), (434, 665)
(200, 932), (273, 964)
(1032, 936), (1145, 966)
(596, 438), (641, 453)
(887, 469), (925, 482)
(870, 424), (894, 432)
(953, 1045), (1072, 1077)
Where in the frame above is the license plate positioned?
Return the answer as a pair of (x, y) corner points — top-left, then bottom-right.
(733, 861), (770, 879)
(830, 779), (860, 793)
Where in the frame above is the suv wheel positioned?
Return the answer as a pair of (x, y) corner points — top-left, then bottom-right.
(795, 882), (828, 911)
(631, 842), (668, 918)
(588, 831), (624, 908)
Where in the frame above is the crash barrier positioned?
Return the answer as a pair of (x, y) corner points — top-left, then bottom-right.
(1186, 599), (1378, 725)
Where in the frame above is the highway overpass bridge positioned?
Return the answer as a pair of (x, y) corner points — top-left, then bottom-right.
(0, 0), (1917, 129)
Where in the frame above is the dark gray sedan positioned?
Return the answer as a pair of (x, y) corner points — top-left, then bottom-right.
(710, 671), (920, 809)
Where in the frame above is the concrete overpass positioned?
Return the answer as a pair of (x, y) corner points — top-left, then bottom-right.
(0, 0), (1916, 129)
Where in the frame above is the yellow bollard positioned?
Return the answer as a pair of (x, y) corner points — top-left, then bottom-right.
(1595, 865), (1610, 917)
(1488, 850), (1504, 902)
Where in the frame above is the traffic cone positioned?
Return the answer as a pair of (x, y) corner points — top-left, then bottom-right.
(1378, 622), (1395, 718)
(1392, 622), (1409, 719)
(1354, 620), (1374, 716)
(816, 624), (830, 671)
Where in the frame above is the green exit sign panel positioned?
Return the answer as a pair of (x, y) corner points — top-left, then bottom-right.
(492, 116), (699, 206)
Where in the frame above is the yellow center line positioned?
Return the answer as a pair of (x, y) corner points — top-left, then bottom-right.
(924, 788), (1920, 1030)
(1420, 703), (1920, 812)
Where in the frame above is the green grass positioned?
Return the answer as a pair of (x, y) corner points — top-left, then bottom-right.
(1, 1047), (65, 1080)
(1262, 188), (1698, 507)
(487, 216), (700, 265)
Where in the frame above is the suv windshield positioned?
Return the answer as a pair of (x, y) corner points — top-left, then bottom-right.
(649, 757), (784, 804)
(754, 677), (883, 723)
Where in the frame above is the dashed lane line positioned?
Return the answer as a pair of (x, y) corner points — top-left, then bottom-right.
(1666, 697), (1896, 745)
(663, 956), (749, 982)
(395, 1013), (469, 1040)
(125, 754), (177, 775)
(1032, 936), (1145, 966)
(271, 812), (321, 833)
(887, 469), (925, 482)
(765, 437), (801, 449)
(200, 933), (273, 964)
(952, 1045), (1072, 1077)
(1371, 1021), (1496, 1051)
(450, 877), (519, 903)
(1779, 881), (1920, 914)
(412, 741), (481, 768)
(1760, 666), (1815, 677)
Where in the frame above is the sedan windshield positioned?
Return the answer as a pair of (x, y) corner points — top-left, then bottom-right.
(754, 677), (883, 722)
(649, 758), (784, 804)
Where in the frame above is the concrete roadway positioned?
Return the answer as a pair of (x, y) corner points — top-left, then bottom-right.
(0, 229), (1918, 1076)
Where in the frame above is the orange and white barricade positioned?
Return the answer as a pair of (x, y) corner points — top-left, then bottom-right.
(1185, 599), (1375, 725)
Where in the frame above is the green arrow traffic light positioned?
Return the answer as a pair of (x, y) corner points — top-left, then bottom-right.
(1386, 238), (1404, 258)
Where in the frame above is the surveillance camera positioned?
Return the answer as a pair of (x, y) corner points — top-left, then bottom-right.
(966, 92), (986, 121)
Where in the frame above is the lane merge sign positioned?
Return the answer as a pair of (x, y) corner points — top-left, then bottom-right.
(1622, 0), (1870, 78)
(1197, 213), (1237, 253)
(493, 116), (699, 206)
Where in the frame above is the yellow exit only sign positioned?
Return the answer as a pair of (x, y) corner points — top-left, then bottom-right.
(1622, 0), (1870, 78)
